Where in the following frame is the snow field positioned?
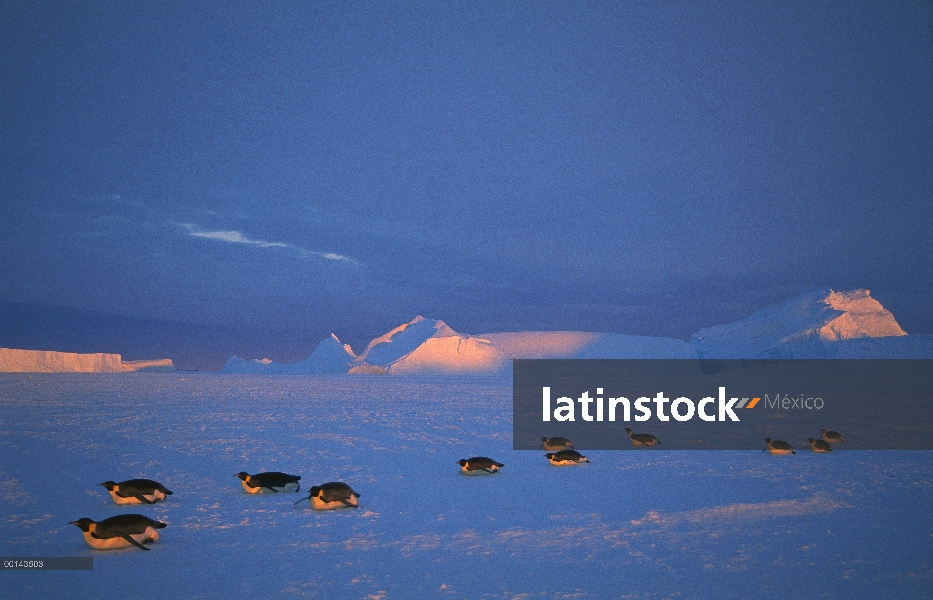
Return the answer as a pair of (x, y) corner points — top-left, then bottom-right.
(1, 374), (931, 598)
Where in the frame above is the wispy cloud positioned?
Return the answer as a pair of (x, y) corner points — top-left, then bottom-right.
(178, 223), (355, 263)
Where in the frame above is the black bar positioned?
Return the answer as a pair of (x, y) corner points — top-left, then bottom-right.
(1, 557), (93, 570)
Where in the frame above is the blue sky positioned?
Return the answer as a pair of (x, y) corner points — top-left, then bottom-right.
(2, 2), (931, 369)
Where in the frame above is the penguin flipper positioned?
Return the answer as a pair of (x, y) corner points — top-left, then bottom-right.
(339, 498), (358, 508)
(118, 533), (151, 550)
(263, 486), (280, 493)
(133, 494), (156, 504)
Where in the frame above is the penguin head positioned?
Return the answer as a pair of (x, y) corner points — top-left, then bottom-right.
(820, 429), (827, 434)
(541, 437), (549, 442)
(808, 438), (816, 443)
(234, 472), (250, 481)
(624, 428), (633, 434)
(545, 453), (555, 460)
(764, 438), (772, 443)
(69, 518), (95, 532)
(456, 459), (468, 467)
(99, 481), (117, 490)
(309, 486), (323, 498)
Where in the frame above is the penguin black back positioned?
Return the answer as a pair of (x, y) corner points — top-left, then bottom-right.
(236, 471), (301, 493)
(457, 457), (504, 473)
(100, 479), (173, 504)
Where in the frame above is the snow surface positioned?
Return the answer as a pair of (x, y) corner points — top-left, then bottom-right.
(2, 374), (931, 598)
(691, 289), (910, 359)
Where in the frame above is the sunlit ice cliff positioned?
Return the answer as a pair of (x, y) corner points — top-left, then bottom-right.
(0, 348), (175, 373)
(222, 333), (356, 374)
(690, 288), (928, 359)
(6, 288), (927, 375)
(223, 288), (933, 376)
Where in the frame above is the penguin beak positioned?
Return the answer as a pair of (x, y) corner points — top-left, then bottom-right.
(293, 493), (312, 505)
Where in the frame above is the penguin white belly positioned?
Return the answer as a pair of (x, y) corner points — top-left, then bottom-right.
(547, 458), (583, 466)
(82, 527), (160, 550)
(310, 496), (358, 510)
(241, 480), (298, 493)
(240, 480), (264, 493)
(108, 489), (166, 504)
(108, 490), (140, 504)
(767, 447), (793, 455)
(460, 465), (499, 475)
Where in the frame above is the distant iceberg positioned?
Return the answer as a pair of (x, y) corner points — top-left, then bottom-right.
(0, 347), (175, 373)
(349, 316), (508, 375)
(479, 331), (697, 360)
(690, 289), (918, 359)
(219, 288), (932, 375)
(122, 359), (177, 372)
(221, 333), (356, 374)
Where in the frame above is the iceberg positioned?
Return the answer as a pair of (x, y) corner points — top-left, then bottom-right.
(348, 316), (508, 374)
(0, 347), (175, 373)
(479, 331), (697, 359)
(221, 334), (356, 374)
(690, 289), (918, 359)
(121, 359), (177, 372)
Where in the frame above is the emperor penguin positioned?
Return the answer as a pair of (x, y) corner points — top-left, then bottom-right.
(70, 514), (166, 551)
(809, 438), (833, 453)
(457, 457), (504, 475)
(764, 438), (795, 455)
(294, 482), (360, 510)
(541, 436), (574, 451)
(100, 479), (173, 505)
(235, 471), (301, 493)
(545, 450), (590, 465)
(624, 428), (660, 447)
(820, 429), (845, 443)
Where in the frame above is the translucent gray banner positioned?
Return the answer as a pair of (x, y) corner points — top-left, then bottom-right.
(513, 359), (933, 450)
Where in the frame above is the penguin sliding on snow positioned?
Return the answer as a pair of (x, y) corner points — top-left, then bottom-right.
(764, 438), (796, 455)
(235, 472), (301, 493)
(809, 438), (833, 453)
(541, 437), (574, 451)
(70, 514), (166, 551)
(457, 457), (504, 475)
(624, 428), (660, 447)
(545, 450), (590, 465)
(100, 479), (173, 505)
(820, 429), (845, 444)
(294, 482), (360, 510)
